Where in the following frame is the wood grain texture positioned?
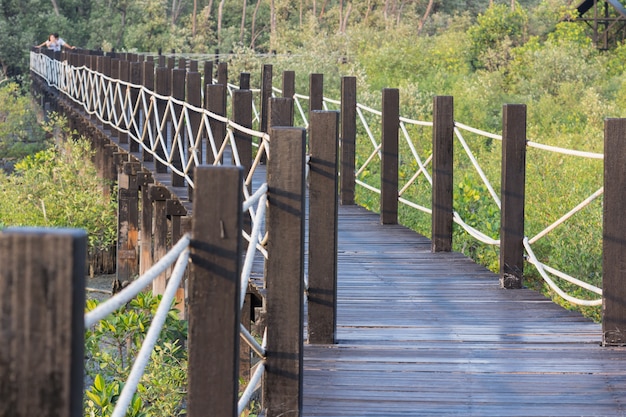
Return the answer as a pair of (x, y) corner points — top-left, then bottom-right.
(302, 205), (626, 417)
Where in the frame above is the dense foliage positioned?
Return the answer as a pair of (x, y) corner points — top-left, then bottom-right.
(84, 293), (188, 416)
(0, 107), (117, 265)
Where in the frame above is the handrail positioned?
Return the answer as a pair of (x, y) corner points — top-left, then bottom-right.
(31, 50), (272, 416)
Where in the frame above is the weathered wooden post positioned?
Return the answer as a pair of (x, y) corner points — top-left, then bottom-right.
(110, 57), (120, 140)
(602, 118), (626, 346)
(340, 76), (357, 206)
(142, 60), (155, 163)
(263, 126), (306, 417)
(309, 73), (324, 121)
(139, 172), (155, 276)
(232, 88), (253, 180)
(233, 85), (255, 382)
(217, 62), (228, 88)
(187, 70), (202, 200)
(239, 72), (250, 90)
(432, 96), (454, 252)
(129, 61), (142, 153)
(117, 161), (141, 281)
(283, 70), (295, 99)
(0, 228), (86, 417)
(260, 64), (273, 134)
(204, 60), (213, 87)
(118, 59), (130, 144)
(381, 88), (399, 225)
(151, 185), (171, 294)
(171, 67), (186, 187)
(500, 104), (527, 289)
(167, 199), (188, 312)
(155, 64), (170, 173)
(205, 83), (227, 164)
(269, 97), (294, 128)
(308, 111), (340, 344)
(188, 166), (243, 417)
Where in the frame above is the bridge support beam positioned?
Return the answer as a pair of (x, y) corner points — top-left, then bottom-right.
(117, 161), (140, 282)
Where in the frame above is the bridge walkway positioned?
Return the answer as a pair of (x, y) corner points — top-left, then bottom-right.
(302, 205), (626, 416)
(106, 121), (625, 416)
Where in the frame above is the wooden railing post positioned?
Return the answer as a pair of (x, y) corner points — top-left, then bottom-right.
(340, 76), (357, 205)
(264, 126), (306, 417)
(187, 70), (202, 200)
(150, 185), (171, 295)
(206, 83), (227, 164)
(0, 228), (86, 417)
(217, 62), (228, 88)
(283, 70), (295, 98)
(232, 89), (253, 180)
(381, 88), (399, 225)
(432, 96), (454, 252)
(260, 64), (273, 134)
(309, 73), (324, 120)
(188, 166), (243, 417)
(308, 110), (340, 344)
(118, 59), (130, 144)
(171, 67), (186, 187)
(204, 60), (213, 87)
(155, 65), (170, 173)
(500, 104), (527, 289)
(239, 72), (250, 90)
(268, 97), (294, 128)
(110, 57), (120, 140)
(142, 60), (155, 162)
(602, 118), (626, 346)
(129, 61), (142, 153)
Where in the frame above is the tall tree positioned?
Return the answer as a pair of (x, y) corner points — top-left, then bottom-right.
(417, 0), (434, 35)
(240, 0), (247, 43)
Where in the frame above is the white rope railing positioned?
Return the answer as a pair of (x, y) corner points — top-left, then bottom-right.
(310, 88), (603, 307)
(31, 51), (270, 193)
(33, 51), (603, 308)
(32, 51), (271, 415)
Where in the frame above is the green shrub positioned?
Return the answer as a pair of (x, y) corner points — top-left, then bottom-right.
(84, 292), (188, 417)
(0, 118), (117, 255)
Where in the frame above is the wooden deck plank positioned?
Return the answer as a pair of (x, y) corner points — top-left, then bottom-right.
(302, 204), (626, 416)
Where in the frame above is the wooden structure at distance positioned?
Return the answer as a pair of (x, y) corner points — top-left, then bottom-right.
(573, 0), (626, 49)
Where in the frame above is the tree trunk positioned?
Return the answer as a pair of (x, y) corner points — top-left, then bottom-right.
(341, 2), (351, 33)
(193, 0), (198, 36)
(206, 0), (214, 21)
(250, 0), (261, 49)
(417, 0), (434, 35)
(240, 0), (247, 43)
(270, 0), (276, 48)
(218, 0), (226, 44)
(50, 0), (60, 16)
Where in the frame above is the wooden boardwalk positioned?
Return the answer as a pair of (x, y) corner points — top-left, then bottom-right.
(109, 134), (626, 416)
(303, 204), (626, 417)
